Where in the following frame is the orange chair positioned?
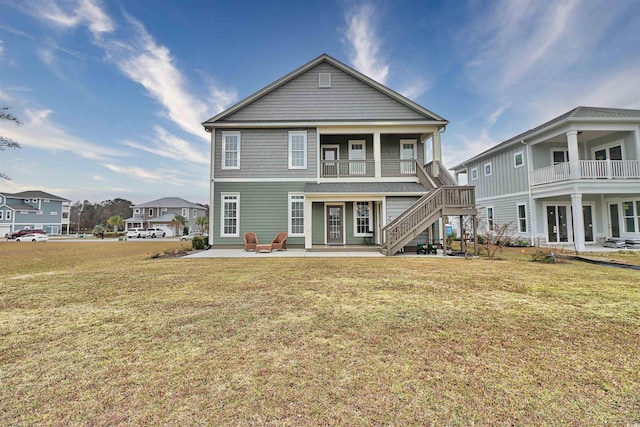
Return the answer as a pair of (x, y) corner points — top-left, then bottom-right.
(271, 231), (288, 251)
(244, 232), (258, 252)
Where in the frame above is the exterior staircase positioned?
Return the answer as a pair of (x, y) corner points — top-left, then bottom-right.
(381, 161), (476, 256)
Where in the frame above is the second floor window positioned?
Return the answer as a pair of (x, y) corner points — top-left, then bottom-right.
(484, 162), (492, 177)
(288, 131), (307, 169)
(514, 152), (524, 168)
(222, 132), (240, 169)
(6, 210), (11, 220)
(471, 167), (478, 181)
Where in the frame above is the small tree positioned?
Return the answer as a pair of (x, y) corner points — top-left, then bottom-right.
(195, 215), (208, 232)
(92, 224), (104, 236)
(170, 214), (186, 236)
(481, 221), (517, 260)
(107, 215), (124, 232)
(1, 107), (23, 180)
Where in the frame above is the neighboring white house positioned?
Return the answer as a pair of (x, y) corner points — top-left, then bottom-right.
(124, 197), (207, 236)
(452, 106), (640, 250)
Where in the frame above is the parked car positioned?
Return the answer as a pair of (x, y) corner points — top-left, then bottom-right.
(126, 228), (147, 239)
(7, 228), (46, 240)
(146, 227), (166, 238)
(15, 233), (48, 242)
(180, 232), (208, 241)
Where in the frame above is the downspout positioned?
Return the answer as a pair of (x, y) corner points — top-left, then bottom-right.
(207, 126), (215, 247)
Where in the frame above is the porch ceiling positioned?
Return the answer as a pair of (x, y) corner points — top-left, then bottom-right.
(544, 130), (619, 144)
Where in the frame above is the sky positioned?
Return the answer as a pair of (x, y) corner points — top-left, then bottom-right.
(1, 0), (639, 205)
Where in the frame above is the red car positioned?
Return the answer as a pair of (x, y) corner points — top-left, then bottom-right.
(7, 229), (46, 239)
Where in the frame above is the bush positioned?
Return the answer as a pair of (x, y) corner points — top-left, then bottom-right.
(191, 235), (207, 250)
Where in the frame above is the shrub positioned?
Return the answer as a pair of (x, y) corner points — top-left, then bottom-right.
(191, 235), (207, 250)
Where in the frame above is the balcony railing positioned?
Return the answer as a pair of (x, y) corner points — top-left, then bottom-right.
(320, 159), (418, 178)
(531, 160), (640, 185)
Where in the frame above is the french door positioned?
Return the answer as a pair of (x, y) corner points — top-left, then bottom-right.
(546, 205), (570, 243)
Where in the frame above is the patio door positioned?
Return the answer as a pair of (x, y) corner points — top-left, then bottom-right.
(400, 140), (417, 174)
(609, 203), (621, 238)
(326, 205), (344, 245)
(546, 205), (570, 243)
(322, 145), (339, 177)
(583, 205), (594, 242)
(594, 144), (623, 161)
(349, 140), (366, 175)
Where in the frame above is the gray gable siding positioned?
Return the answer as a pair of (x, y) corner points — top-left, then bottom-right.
(469, 146), (529, 200)
(221, 63), (426, 122)
(215, 128), (317, 179)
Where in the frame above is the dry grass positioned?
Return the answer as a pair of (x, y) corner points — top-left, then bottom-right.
(1, 241), (639, 425)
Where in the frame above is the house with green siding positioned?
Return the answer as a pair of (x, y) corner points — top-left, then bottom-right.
(202, 54), (476, 255)
(452, 107), (640, 251)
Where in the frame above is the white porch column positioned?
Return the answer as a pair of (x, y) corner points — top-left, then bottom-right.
(566, 130), (580, 180)
(304, 198), (313, 249)
(373, 132), (381, 178)
(571, 193), (586, 252)
(432, 130), (442, 176)
(635, 126), (640, 166)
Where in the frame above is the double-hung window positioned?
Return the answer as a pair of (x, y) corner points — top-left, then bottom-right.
(288, 131), (307, 169)
(289, 194), (305, 236)
(221, 194), (239, 237)
(354, 202), (372, 236)
(623, 201), (639, 233)
(487, 206), (494, 231)
(517, 204), (527, 233)
(0, 211), (3, 220)
(222, 132), (240, 169)
(6, 210), (11, 220)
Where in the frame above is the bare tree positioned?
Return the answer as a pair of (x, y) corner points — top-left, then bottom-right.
(481, 221), (517, 260)
(1, 107), (22, 180)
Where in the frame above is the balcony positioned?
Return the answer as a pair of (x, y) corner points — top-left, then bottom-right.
(320, 159), (418, 178)
(531, 160), (640, 186)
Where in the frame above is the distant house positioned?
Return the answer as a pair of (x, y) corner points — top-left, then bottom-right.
(452, 107), (640, 250)
(202, 54), (476, 255)
(0, 190), (71, 236)
(124, 197), (207, 236)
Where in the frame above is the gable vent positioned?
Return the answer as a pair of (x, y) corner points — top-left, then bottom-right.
(318, 73), (331, 88)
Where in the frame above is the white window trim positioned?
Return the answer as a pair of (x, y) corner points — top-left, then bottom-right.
(0, 211), (3, 220)
(517, 203), (527, 233)
(551, 149), (569, 165)
(288, 193), (305, 237)
(222, 131), (241, 170)
(288, 131), (307, 170)
(148, 208), (154, 216)
(486, 206), (495, 231)
(134, 208), (140, 214)
(592, 139), (625, 160)
(7, 210), (13, 219)
(470, 167), (478, 181)
(514, 151), (525, 168)
(353, 201), (373, 237)
(220, 193), (240, 237)
(182, 208), (188, 218)
(484, 162), (492, 177)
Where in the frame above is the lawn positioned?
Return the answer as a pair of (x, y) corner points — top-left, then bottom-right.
(1, 241), (639, 425)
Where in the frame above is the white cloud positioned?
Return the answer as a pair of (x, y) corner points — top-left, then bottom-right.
(399, 78), (429, 102)
(344, 4), (389, 84)
(0, 40), (4, 58)
(123, 126), (209, 165)
(4, 108), (123, 160)
(103, 163), (166, 182)
(31, 0), (114, 37)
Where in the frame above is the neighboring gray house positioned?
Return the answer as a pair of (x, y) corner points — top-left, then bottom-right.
(0, 190), (70, 236)
(202, 54), (476, 255)
(452, 107), (640, 251)
(125, 197), (207, 237)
